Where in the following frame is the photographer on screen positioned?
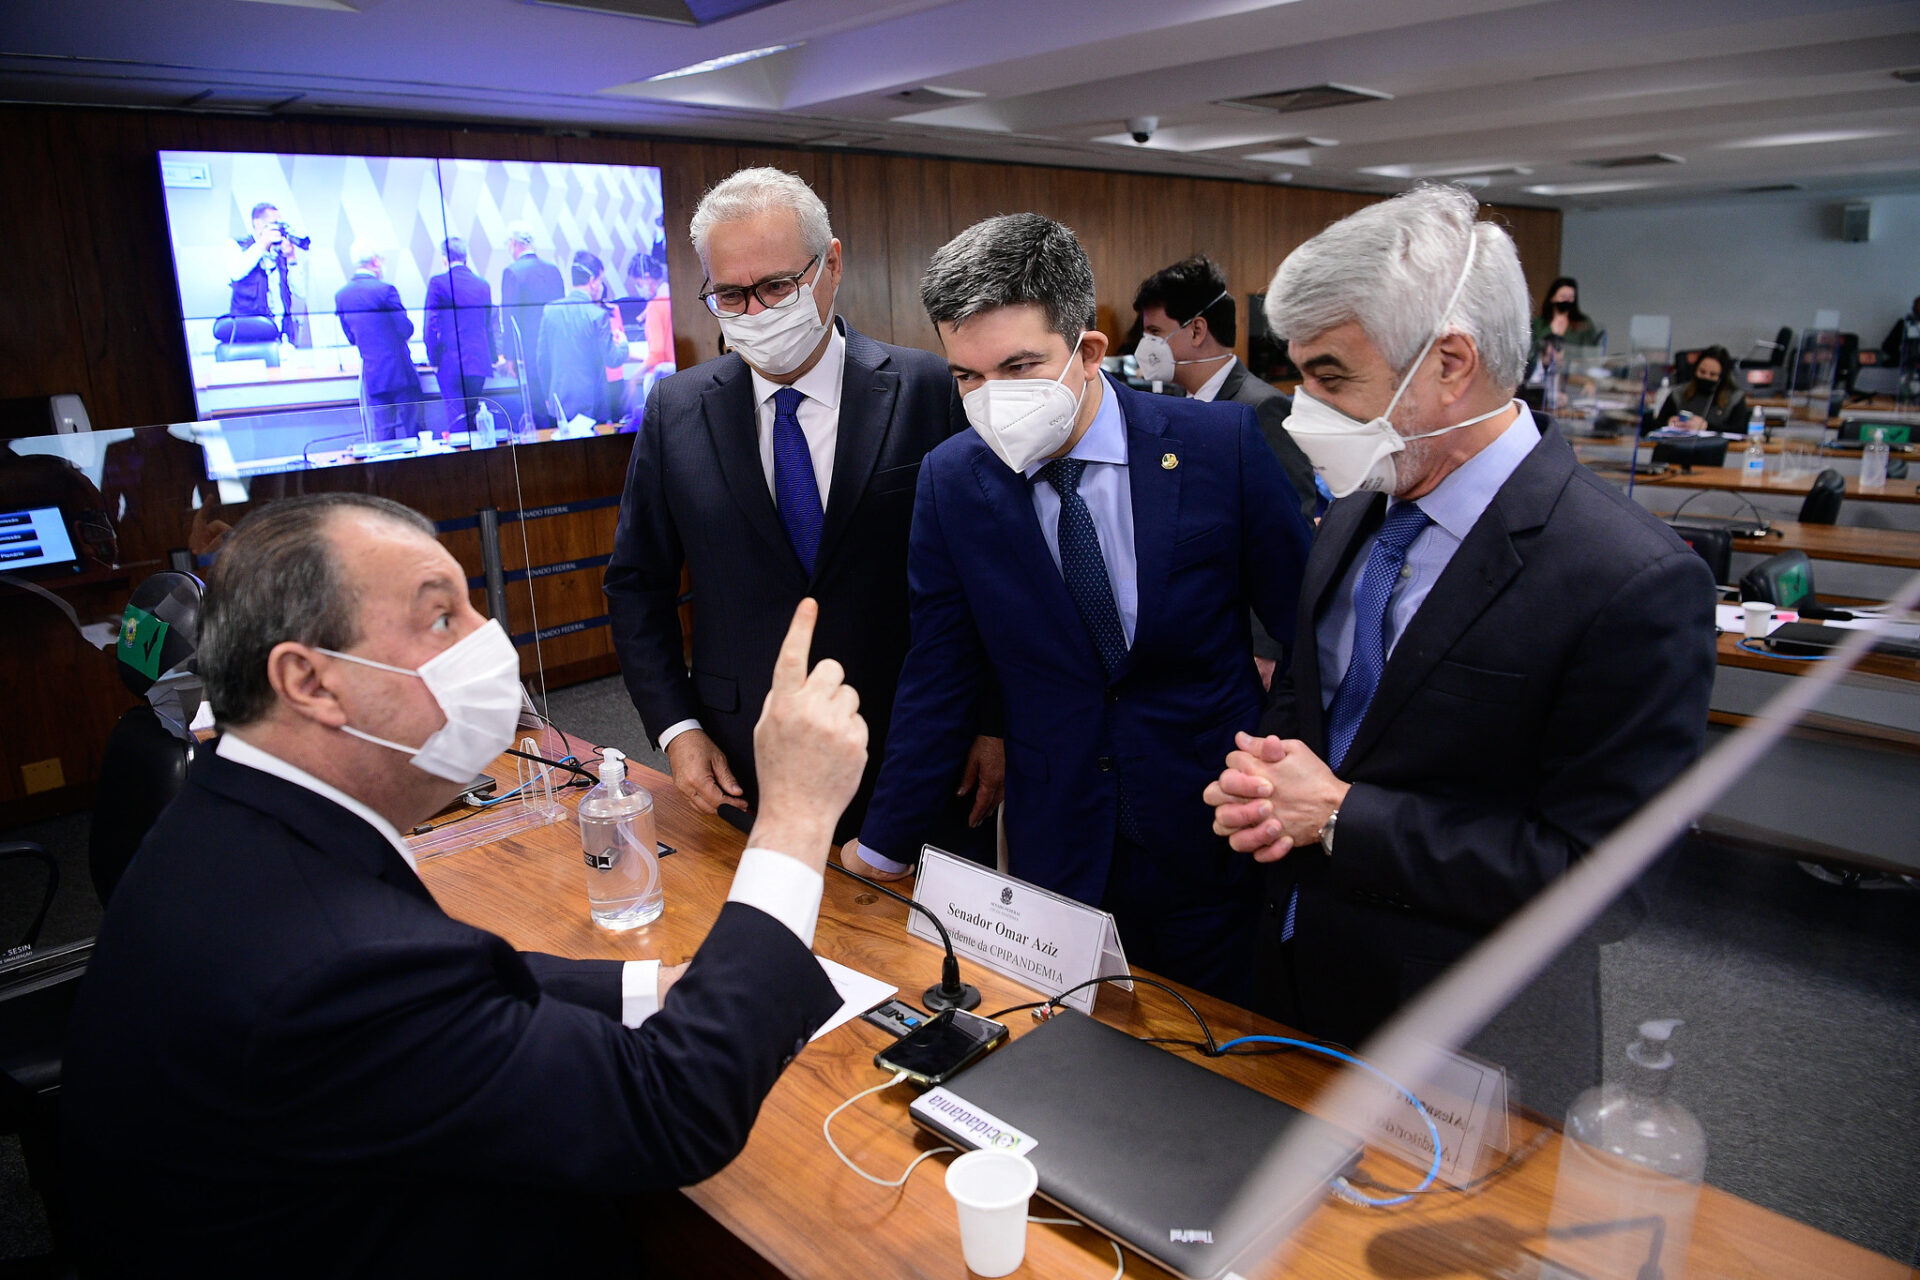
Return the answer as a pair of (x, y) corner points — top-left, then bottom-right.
(219, 201), (310, 345)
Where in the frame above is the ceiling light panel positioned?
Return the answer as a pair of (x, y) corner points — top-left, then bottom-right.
(647, 42), (800, 81)
(1720, 129), (1900, 148)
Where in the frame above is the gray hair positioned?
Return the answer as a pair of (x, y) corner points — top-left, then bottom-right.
(201, 493), (436, 727)
(506, 222), (538, 249)
(689, 167), (832, 271)
(442, 236), (468, 264)
(920, 213), (1095, 344)
(349, 239), (382, 271)
(1263, 184), (1529, 391)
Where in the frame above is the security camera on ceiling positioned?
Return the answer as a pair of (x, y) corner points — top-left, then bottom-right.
(1126, 116), (1158, 145)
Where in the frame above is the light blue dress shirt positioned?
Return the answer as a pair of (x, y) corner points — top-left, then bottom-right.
(1316, 404), (1540, 710)
(1025, 373), (1138, 646)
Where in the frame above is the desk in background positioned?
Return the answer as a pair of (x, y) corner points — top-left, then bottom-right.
(414, 732), (1907, 1280)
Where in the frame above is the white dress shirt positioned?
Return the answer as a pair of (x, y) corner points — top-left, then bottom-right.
(658, 322), (846, 754)
(1188, 357), (1236, 404)
(215, 734), (826, 1025)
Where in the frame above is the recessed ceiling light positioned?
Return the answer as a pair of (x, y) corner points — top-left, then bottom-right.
(647, 42), (799, 81)
(1720, 129), (1896, 149)
(1522, 180), (1658, 196)
(1359, 161), (1532, 179)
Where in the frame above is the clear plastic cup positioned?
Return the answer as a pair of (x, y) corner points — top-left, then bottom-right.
(945, 1150), (1038, 1277)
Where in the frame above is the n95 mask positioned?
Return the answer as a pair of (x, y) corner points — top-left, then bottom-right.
(1280, 234), (1507, 499)
(1134, 289), (1231, 384)
(963, 333), (1090, 472)
(321, 618), (525, 783)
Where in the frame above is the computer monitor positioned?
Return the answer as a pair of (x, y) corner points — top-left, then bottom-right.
(1650, 436), (1729, 472)
(0, 506), (81, 573)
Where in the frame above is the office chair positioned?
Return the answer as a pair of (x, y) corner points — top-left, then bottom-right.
(1798, 469), (1845, 525)
(90, 708), (196, 906)
(1668, 524), (1733, 586)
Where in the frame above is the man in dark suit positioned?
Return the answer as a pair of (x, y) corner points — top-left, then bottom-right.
(424, 236), (497, 432)
(499, 223), (566, 428)
(334, 243), (422, 441)
(62, 491), (860, 1273)
(606, 167), (1001, 850)
(1207, 187), (1715, 1087)
(537, 250), (627, 426)
(845, 214), (1312, 1003)
(1136, 256), (1321, 689)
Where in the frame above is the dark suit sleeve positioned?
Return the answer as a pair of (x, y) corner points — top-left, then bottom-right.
(604, 383), (700, 747)
(535, 307), (555, 402)
(1253, 393), (1318, 522)
(857, 465), (990, 860)
(382, 283), (415, 343)
(520, 953), (623, 1020)
(242, 903), (838, 1193)
(424, 277), (449, 365)
(1326, 549), (1714, 929)
(1237, 408), (1312, 671)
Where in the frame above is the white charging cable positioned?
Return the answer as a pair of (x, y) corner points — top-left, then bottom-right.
(823, 1071), (956, 1187)
(1030, 1217), (1125, 1277)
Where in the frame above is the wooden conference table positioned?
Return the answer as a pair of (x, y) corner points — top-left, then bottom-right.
(1632, 461), (1920, 505)
(416, 735), (1908, 1280)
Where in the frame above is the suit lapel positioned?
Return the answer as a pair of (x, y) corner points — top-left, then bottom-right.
(1118, 384), (1176, 677)
(815, 327), (896, 577)
(1217, 361), (1248, 402)
(1292, 494), (1383, 754)
(1340, 429), (1573, 769)
(700, 360), (808, 585)
(968, 448), (1103, 672)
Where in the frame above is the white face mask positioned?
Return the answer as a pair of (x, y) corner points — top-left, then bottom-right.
(1134, 290), (1232, 383)
(320, 618), (525, 783)
(962, 332), (1092, 472)
(718, 279), (831, 377)
(1280, 233), (1508, 499)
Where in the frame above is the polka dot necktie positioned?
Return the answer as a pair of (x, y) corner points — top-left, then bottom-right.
(771, 386), (823, 576)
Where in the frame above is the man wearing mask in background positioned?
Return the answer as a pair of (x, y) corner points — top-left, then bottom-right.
(63, 492), (859, 1270)
(605, 167), (999, 852)
(1206, 186), (1713, 1099)
(1136, 255), (1320, 689)
(537, 250), (627, 427)
(847, 213), (1310, 1003)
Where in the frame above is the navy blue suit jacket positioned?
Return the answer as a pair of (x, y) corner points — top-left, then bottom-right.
(334, 273), (421, 397)
(424, 263), (496, 380)
(604, 321), (969, 841)
(61, 751), (839, 1274)
(860, 375), (1312, 904)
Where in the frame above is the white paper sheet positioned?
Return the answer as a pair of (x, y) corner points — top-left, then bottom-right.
(808, 957), (897, 1043)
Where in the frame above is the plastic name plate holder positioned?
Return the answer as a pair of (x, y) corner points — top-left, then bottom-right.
(407, 734), (568, 862)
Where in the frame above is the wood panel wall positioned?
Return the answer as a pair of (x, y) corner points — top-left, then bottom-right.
(0, 104), (1558, 822)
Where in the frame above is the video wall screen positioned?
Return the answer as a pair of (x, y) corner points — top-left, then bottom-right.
(156, 150), (676, 448)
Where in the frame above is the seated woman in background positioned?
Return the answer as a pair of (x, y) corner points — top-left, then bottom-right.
(1530, 276), (1600, 354)
(1656, 345), (1749, 432)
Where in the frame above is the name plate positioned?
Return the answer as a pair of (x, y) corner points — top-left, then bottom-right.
(1357, 1044), (1510, 1187)
(907, 847), (1128, 1014)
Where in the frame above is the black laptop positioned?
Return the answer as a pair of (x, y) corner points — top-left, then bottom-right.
(909, 1011), (1362, 1280)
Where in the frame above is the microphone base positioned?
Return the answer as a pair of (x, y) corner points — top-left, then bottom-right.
(923, 981), (981, 1013)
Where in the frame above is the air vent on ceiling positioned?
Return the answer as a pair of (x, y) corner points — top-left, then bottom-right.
(891, 85), (985, 107)
(178, 88), (307, 113)
(797, 131), (886, 148)
(1216, 83), (1391, 114)
(1893, 67), (1920, 84)
(1739, 183), (1806, 193)
(1578, 152), (1685, 169)
(525, 0), (785, 25)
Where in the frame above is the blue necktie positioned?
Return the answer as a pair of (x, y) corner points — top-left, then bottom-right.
(1284, 499), (1429, 944)
(770, 386), (823, 576)
(1041, 457), (1141, 843)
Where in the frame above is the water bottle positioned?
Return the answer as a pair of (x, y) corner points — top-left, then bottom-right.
(1544, 1020), (1706, 1280)
(1861, 426), (1890, 490)
(471, 402), (496, 450)
(1742, 408), (1766, 485)
(578, 748), (662, 930)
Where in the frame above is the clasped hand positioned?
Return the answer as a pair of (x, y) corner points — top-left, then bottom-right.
(1204, 731), (1350, 863)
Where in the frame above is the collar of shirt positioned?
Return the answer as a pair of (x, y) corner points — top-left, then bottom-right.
(214, 733), (419, 876)
(749, 320), (845, 417)
(1190, 357), (1236, 404)
(1389, 401), (1540, 540)
(1023, 370), (1128, 481)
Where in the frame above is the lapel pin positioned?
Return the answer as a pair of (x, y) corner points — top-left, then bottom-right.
(1161, 452), (1179, 470)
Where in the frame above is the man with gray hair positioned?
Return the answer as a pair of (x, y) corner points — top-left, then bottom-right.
(1206, 185), (1714, 1065)
(63, 492), (857, 1268)
(333, 241), (422, 440)
(499, 222), (565, 426)
(606, 167), (999, 852)
(847, 213), (1311, 1003)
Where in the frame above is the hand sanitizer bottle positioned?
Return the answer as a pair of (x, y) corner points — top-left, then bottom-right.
(471, 402), (496, 450)
(578, 748), (662, 929)
(1743, 408), (1767, 485)
(1544, 1019), (1706, 1280)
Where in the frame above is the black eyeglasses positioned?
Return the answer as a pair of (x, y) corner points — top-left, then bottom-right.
(699, 255), (820, 318)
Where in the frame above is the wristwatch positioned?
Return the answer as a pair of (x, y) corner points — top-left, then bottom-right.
(1318, 808), (1339, 856)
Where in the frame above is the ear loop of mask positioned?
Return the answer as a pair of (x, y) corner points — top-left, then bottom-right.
(317, 647), (430, 755)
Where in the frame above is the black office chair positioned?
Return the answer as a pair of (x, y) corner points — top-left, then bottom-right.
(1668, 524), (1733, 585)
(1798, 469), (1846, 525)
(90, 707), (197, 906)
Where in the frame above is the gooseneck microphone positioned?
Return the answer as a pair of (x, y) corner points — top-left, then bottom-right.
(826, 857), (980, 1012)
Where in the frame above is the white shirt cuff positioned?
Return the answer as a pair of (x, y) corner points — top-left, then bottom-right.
(657, 718), (702, 751)
(620, 959), (661, 1027)
(726, 847), (825, 949)
(855, 845), (912, 876)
